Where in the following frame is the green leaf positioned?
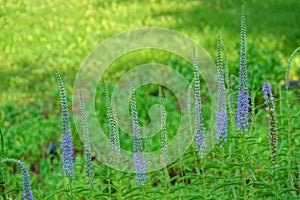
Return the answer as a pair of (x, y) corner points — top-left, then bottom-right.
(122, 186), (142, 197)
(279, 188), (298, 195)
(208, 181), (241, 196)
(93, 193), (116, 198)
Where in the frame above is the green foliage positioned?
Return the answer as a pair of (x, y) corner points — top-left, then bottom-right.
(1, 1), (300, 199)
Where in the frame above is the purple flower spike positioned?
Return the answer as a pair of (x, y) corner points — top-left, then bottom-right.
(102, 79), (121, 166)
(17, 160), (33, 200)
(262, 82), (277, 165)
(130, 80), (147, 186)
(3, 158), (33, 200)
(216, 35), (228, 144)
(79, 92), (95, 188)
(192, 47), (206, 152)
(237, 8), (250, 133)
(159, 87), (168, 165)
(56, 71), (75, 179)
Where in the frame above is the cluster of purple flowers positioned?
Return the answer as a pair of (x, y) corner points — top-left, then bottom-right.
(237, 9), (250, 133)
(3, 158), (33, 200)
(56, 71), (75, 179)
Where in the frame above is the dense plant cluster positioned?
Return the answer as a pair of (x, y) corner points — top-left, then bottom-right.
(0, 7), (299, 200)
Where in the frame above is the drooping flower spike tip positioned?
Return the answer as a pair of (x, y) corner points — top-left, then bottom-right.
(2, 158), (34, 200)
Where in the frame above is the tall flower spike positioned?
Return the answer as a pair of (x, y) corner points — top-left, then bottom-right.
(0, 129), (6, 195)
(56, 70), (75, 179)
(222, 39), (236, 125)
(216, 36), (228, 144)
(102, 79), (120, 165)
(237, 7), (250, 132)
(262, 82), (278, 165)
(285, 47), (300, 91)
(111, 100), (121, 165)
(193, 47), (206, 152)
(159, 87), (168, 165)
(79, 92), (95, 188)
(2, 158), (33, 200)
(130, 80), (147, 186)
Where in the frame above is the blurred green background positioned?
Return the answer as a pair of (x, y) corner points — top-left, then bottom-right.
(1, 0), (300, 107)
(0, 0), (300, 198)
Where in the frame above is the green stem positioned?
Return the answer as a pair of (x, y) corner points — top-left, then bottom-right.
(141, 185), (146, 200)
(201, 158), (207, 199)
(68, 176), (74, 199)
(0, 130), (4, 155)
(221, 147), (226, 199)
(163, 166), (169, 199)
(274, 162), (278, 199)
(284, 47), (299, 197)
(108, 168), (112, 195)
(194, 151), (201, 195)
(240, 132), (247, 199)
(286, 86), (296, 197)
(116, 169), (122, 200)
(0, 129), (6, 200)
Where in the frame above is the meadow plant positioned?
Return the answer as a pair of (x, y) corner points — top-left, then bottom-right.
(262, 82), (278, 165)
(221, 38), (236, 126)
(237, 7), (250, 132)
(129, 80), (147, 186)
(159, 87), (168, 165)
(284, 47), (300, 91)
(2, 158), (33, 200)
(192, 48), (206, 152)
(2, 4), (300, 199)
(0, 129), (6, 200)
(111, 100), (121, 165)
(79, 92), (95, 188)
(102, 80), (121, 165)
(283, 47), (300, 197)
(55, 71), (75, 179)
(216, 35), (228, 144)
